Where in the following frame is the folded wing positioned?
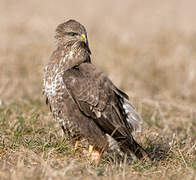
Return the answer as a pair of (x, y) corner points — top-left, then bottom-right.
(63, 63), (142, 139)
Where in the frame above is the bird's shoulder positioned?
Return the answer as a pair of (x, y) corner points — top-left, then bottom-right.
(63, 62), (103, 87)
(63, 63), (102, 106)
(63, 62), (129, 109)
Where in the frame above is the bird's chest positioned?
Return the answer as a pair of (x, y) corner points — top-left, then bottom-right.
(43, 64), (66, 100)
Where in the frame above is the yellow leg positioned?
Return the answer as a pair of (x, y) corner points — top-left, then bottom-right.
(88, 145), (94, 156)
(74, 140), (79, 150)
(83, 145), (102, 165)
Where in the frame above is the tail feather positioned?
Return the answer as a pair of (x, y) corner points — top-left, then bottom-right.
(120, 136), (149, 160)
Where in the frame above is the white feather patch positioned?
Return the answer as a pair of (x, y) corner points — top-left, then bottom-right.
(106, 134), (121, 152)
(122, 98), (142, 133)
(94, 110), (101, 118)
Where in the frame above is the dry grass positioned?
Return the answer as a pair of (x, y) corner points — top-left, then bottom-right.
(0, 0), (196, 179)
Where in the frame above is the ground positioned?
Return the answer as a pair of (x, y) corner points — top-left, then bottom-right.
(0, 0), (196, 179)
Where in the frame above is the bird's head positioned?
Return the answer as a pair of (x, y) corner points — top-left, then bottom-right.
(55, 19), (91, 54)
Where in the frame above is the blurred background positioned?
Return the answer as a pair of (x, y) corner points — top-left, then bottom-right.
(1, 0), (196, 106)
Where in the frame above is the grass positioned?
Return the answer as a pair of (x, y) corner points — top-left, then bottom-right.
(0, 0), (196, 179)
(0, 99), (195, 179)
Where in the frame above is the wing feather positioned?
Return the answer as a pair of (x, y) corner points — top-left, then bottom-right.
(63, 63), (142, 138)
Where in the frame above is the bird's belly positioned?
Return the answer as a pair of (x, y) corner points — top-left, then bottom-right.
(49, 88), (81, 137)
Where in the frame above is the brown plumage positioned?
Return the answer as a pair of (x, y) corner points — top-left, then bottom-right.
(43, 19), (147, 160)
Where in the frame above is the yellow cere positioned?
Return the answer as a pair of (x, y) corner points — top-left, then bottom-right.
(81, 33), (85, 39)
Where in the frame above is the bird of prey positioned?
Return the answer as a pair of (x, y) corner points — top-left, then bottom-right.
(43, 19), (147, 162)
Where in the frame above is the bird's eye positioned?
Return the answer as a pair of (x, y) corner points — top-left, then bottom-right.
(68, 32), (78, 36)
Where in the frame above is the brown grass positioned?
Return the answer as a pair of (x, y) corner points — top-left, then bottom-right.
(0, 0), (196, 179)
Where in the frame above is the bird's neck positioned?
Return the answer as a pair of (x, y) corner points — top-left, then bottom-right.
(58, 43), (91, 69)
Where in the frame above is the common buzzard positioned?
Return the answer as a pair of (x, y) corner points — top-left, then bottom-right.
(43, 19), (147, 161)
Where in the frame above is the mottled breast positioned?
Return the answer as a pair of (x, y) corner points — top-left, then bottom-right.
(43, 49), (81, 136)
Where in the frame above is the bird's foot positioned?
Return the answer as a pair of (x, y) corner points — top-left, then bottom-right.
(74, 140), (79, 151)
(83, 145), (102, 165)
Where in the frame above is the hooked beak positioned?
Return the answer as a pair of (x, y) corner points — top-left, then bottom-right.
(75, 33), (87, 43)
(75, 33), (91, 54)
